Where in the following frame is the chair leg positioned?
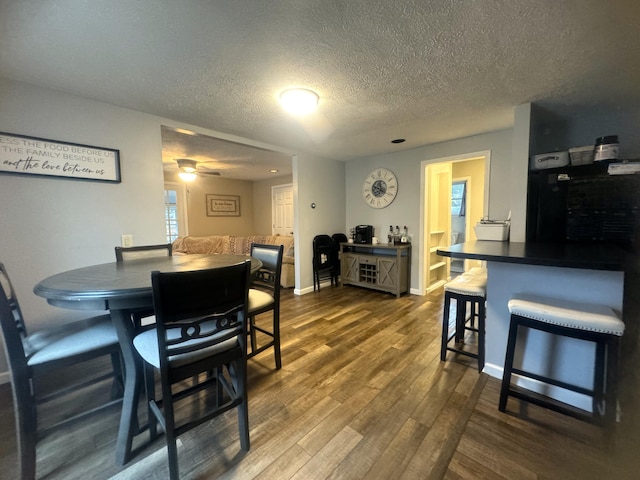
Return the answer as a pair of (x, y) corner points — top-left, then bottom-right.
(144, 364), (158, 441)
(249, 315), (258, 355)
(237, 360), (250, 451)
(604, 336), (620, 427)
(593, 341), (606, 417)
(159, 379), (179, 480)
(499, 317), (519, 411)
(13, 378), (36, 480)
(455, 299), (466, 343)
(441, 293), (451, 362)
(273, 307), (282, 370)
(477, 299), (486, 372)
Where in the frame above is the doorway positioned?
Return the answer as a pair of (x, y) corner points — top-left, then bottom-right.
(420, 152), (490, 295)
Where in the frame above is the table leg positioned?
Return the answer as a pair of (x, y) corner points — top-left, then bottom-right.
(110, 308), (143, 466)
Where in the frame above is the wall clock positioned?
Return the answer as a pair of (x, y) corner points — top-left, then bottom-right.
(362, 167), (398, 209)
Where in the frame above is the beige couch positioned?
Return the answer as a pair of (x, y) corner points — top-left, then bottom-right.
(172, 234), (295, 288)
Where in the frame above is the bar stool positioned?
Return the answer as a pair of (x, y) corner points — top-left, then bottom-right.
(440, 272), (487, 372)
(499, 295), (624, 426)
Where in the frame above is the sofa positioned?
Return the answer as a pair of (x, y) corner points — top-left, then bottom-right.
(172, 234), (295, 288)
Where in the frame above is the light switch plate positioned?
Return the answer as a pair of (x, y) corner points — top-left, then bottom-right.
(121, 235), (133, 247)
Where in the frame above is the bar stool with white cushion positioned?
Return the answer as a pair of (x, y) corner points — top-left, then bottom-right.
(440, 273), (487, 372)
(499, 294), (624, 426)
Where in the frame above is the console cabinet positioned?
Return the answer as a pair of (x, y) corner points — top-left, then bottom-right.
(340, 243), (411, 297)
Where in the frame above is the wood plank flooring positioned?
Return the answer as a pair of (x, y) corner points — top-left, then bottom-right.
(1, 284), (639, 479)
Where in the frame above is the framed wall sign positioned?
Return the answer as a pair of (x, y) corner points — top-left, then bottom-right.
(0, 132), (121, 183)
(206, 194), (240, 217)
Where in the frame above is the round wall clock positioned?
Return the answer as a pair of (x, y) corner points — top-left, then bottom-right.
(362, 168), (398, 209)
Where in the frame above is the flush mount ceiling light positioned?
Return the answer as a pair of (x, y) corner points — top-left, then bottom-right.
(176, 158), (198, 182)
(279, 88), (319, 115)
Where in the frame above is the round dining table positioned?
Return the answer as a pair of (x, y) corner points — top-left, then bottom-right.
(33, 254), (262, 466)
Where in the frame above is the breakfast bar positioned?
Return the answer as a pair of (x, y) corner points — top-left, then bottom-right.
(437, 241), (631, 411)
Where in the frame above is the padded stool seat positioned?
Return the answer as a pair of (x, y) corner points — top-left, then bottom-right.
(464, 267), (487, 278)
(499, 294), (624, 426)
(440, 273), (487, 372)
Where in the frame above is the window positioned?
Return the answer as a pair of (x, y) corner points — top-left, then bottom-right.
(164, 188), (180, 243)
(451, 181), (466, 216)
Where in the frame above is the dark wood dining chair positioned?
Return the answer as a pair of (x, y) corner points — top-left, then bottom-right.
(312, 234), (336, 291)
(248, 243), (284, 369)
(114, 243), (173, 262)
(0, 262), (123, 480)
(132, 261), (251, 480)
(114, 243), (173, 328)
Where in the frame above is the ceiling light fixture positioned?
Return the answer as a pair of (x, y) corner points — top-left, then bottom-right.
(174, 128), (196, 136)
(279, 88), (319, 115)
(176, 158), (198, 182)
(269, 169), (279, 173)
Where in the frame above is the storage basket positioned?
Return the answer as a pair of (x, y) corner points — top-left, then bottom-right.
(474, 222), (510, 241)
(530, 151), (569, 170)
(569, 145), (595, 166)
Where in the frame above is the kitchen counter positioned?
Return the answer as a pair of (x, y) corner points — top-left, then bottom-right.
(437, 240), (630, 271)
(437, 240), (631, 412)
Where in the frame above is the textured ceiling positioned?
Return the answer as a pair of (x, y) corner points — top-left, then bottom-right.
(2, 0), (640, 177)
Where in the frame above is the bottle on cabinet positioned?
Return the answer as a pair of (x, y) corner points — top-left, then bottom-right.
(401, 226), (408, 243)
(388, 225), (393, 245)
(394, 226), (401, 244)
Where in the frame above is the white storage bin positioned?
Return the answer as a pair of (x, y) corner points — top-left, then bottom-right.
(530, 151), (569, 170)
(569, 145), (595, 166)
(474, 222), (510, 241)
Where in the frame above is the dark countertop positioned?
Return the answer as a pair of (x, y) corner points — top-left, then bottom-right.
(437, 241), (634, 271)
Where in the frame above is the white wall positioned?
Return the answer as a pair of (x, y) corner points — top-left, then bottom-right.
(345, 128), (516, 291)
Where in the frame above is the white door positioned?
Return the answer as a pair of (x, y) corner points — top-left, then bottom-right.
(272, 183), (294, 236)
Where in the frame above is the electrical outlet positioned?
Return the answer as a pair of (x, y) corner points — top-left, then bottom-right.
(121, 235), (133, 248)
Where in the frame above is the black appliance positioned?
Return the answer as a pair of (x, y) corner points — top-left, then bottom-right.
(354, 225), (374, 244)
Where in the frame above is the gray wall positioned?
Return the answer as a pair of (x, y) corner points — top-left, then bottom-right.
(344, 128), (517, 292)
(0, 79), (167, 380)
(293, 153), (346, 294)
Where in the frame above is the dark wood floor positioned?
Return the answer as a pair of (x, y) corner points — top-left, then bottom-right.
(1, 284), (639, 479)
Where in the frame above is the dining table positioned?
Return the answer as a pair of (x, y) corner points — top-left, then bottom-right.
(33, 253), (262, 466)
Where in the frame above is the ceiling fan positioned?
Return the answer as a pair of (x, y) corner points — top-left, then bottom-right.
(176, 158), (220, 181)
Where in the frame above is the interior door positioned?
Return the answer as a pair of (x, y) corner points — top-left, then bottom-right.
(272, 183), (294, 236)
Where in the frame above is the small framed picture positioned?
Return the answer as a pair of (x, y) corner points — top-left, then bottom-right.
(206, 194), (240, 217)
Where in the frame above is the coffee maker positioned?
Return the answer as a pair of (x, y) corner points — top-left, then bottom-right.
(354, 225), (374, 244)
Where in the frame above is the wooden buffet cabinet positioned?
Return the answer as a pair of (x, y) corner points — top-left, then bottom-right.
(340, 243), (411, 297)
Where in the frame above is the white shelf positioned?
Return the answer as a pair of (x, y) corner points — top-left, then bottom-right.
(429, 261), (446, 271)
(426, 279), (447, 293)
